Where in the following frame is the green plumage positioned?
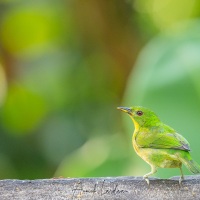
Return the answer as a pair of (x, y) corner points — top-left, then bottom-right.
(117, 106), (200, 184)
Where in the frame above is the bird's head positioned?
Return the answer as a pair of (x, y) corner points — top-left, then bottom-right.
(117, 106), (160, 129)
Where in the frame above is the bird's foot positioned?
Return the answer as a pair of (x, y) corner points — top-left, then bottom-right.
(179, 176), (184, 186)
(143, 176), (150, 185)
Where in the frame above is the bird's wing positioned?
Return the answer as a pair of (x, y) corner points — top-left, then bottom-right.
(136, 129), (190, 151)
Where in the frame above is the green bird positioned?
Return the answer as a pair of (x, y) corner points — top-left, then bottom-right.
(117, 106), (200, 185)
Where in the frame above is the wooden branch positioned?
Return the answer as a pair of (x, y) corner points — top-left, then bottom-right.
(0, 176), (200, 200)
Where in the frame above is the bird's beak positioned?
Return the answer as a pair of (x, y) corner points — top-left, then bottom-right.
(117, 107), (132, 115)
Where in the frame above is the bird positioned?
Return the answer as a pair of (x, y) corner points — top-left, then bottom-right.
(117, 106), (200, 185)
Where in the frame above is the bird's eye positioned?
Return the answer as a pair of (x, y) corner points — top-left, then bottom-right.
(136, 111), (143, 116)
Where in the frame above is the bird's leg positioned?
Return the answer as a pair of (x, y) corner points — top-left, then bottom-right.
(179, 166), (184, 185)
(143, 165), (157, 185)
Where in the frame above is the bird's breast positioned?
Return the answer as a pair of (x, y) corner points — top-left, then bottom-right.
(132, 131), (141, 155)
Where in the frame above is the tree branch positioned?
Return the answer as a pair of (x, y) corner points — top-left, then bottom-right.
(0, 176), (200, 200)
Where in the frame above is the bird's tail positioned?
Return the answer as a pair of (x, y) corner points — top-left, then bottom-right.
(180, 153), (200, 174)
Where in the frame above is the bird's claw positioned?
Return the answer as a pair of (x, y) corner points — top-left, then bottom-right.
(143, 176), (150, 185)
(179, 176), (184, 186)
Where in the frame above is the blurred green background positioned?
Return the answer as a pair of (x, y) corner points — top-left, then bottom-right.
(0, 0), (200, 179)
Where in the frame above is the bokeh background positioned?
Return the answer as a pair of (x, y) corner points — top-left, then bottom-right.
(0, 0), (200, 179)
